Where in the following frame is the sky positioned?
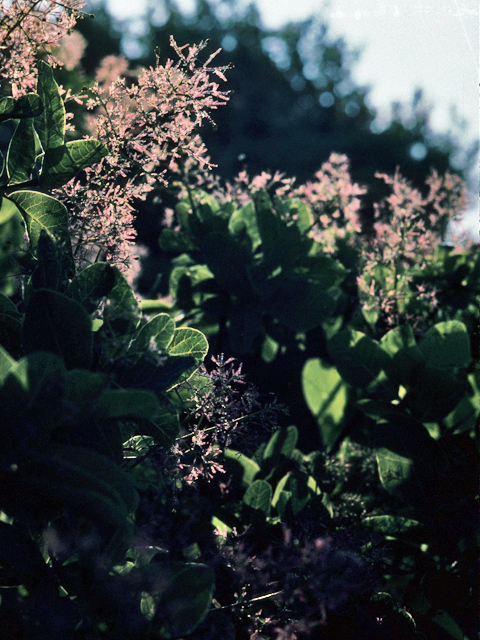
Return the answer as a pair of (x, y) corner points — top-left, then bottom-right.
(103, 0), (479, 233)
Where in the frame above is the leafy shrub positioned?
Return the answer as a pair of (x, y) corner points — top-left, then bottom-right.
(0, 3), (478, 639)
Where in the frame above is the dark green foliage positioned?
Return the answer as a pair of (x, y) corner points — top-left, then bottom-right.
(0, 31), (478, 640)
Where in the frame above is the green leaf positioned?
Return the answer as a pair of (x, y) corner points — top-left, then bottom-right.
(271, 472), (292, 508)
(34, 60), (65, 150)
(263, 425), (298, 461)
(380, 325), (426, 387)
(66, 262), (116, 313)
(140, 399), (180, 448)
(430, 610), (465, 639)
(153, 563), (215, 638)
(0, 344), (17, 384)
(328, 329), (389, 389)
(7, 118), (37, 184)
(0, 195), (20, 225)
(39, 139), (109, 189)
(362, 515), (424, 536)
(0, 293), (22, 358)
(167, 327), (208, 365)
(418, 321), (471, 370)
(261, 333), (279, 363)
(302, 358), (349, 451)
(108, 266), (139, 315)
(30, 230), (73, 290)
(243, 479), (272, 514)
(268, 275), (338, 331)
(254, 191), (312, 271)
(228, 200), (261, 251)
(202, 231), (253, 297)
(405, 366), (466, 422)
(375, 414), (447, 515)
(0, 93), (43, 121)
(94, 389), (181, 448)
(129, 313), (175, 353)
(113, 354), (196, 394)
(22, 289), (93, 369)
(224, 449), (260, 487)
(35, 443), (138, 515)
(159, 228), (196, 252)
(7, 190), (71, 257)
(227, 302), (263, 355)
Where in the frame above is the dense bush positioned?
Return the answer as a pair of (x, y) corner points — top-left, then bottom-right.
(0, 2), (478, 639)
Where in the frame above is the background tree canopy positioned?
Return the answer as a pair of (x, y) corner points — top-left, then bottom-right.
(76, 0), (476, 294)
(80, 0), (473, 194)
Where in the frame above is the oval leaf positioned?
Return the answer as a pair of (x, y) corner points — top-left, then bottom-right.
(34, 60), (65, 150)
(7, 190), (71, 257)
(22, 289), (93, 369)
(39, 139), (109, 189)
(243, 479), (272, 514)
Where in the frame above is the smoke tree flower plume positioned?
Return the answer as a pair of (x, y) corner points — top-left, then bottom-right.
(58, 38), (230, 268)
(357, 168), (468, 328)
(0, 0), (86, 97)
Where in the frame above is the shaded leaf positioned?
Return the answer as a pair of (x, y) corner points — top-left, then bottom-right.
(328, 329), (389, 389)
(7, 118), (37, 184)
(380, 325), (425, 387)
(0, 93), (43, 121)
(202, 231), (252, 297)
(268, 275), (338, 331)
(30, 230), (72, 290)
(0, 521), (51, 587)
(375, 415), (452, 518)
(227, 302), (263, 355)
(263, 425), (298, 461)
(0, 293), (22, 357)
(39, 139), (108, 189)
(224, 449), (260, 487)
(405, 366), (466, 422)
(66, 262), (116, 313)
(243, 479), (272, 514)
(153, 563), (215, 638)
(113, 354), (196, 393)
(362, 515), (425, 536)
(22, 289), (93, 369)
(418, 320), (471, 370)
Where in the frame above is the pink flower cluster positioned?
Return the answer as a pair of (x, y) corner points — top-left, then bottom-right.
(58, 38), (230, 268)
(357, 168), (468, 328)
(295, 153), (365, 251)
(0, 0), (86, 97)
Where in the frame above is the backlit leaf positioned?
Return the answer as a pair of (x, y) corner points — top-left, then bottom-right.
(39, 139), (108, 189)
(7, 118), (37, 184)
(34, 61), (65, 150)
(243, 479), (272, 514)
(7, 190), (71, 257)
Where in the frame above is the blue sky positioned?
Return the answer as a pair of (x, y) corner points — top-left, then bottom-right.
(103, 0), (478, 233)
